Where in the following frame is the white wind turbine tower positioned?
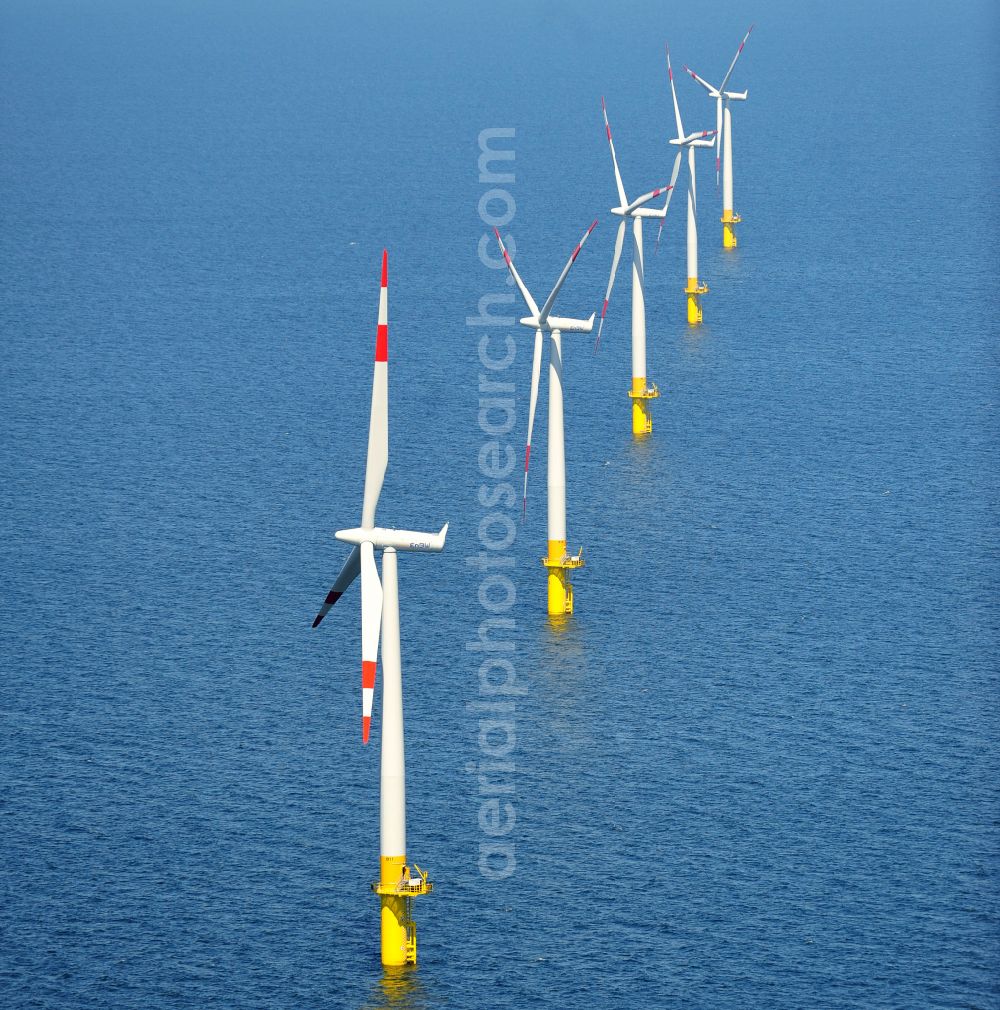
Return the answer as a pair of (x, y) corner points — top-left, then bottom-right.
(682, 24), (755, 249)
(494, 222), (597, 616)
(311, 250), (447, 968)
(663, 44), (717, 325)
(596, 96), (674, 436)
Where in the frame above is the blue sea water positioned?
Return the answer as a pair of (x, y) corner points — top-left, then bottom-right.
(1, 1), (998, 1007)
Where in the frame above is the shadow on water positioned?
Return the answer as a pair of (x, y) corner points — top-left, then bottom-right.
(360, 966), (431, 1010)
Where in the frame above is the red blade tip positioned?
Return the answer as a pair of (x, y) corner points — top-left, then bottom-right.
(381, 250), (388, 288)
(362, 660), (377, 689)
(362, 716), (371, 744)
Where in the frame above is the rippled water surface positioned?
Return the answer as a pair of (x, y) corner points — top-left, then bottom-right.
(2, 1), (998, 1007)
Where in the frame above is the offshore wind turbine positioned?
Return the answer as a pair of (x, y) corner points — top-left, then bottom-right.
(597, 97), (674, 436)
(311, 250), (448, 967)
(682, 24), (755, 249)
(664, 44), (717, 325)
(494, 222), (597, 616)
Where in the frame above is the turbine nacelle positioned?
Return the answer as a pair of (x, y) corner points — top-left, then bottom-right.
(335, 525), (449, 552)
(552, 313), (596, 333)
(669, 131), (717, 148)
(518, 314), (595, 333)
(552, 314), (596, 334)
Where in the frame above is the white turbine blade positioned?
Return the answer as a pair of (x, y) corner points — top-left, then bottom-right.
(715, 97), (723, 188)
(361, 250), (389, 529)
(625, 184), (673, 215)
(312, 544), (361, 628)
(360, 541), (382, 744)
(666, 44), (684, 139)
(602, 97), (628, 207)
(595, 219), (626, 352)
(655, 150), (684, 251)
(494, 228), (540, 318)
(719, 23), (755, 93)
(523, 327), (543, 517)
(538, 220), (598, 323)
(681, 64), (717, 94)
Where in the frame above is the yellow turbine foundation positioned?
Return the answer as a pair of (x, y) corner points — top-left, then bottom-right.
(685, 277), (708, 325)
(722, 209), (741, 250)
(628, 376), (660, 436)
(373, 854), (432, 967)
(543, 539), (584, 616)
